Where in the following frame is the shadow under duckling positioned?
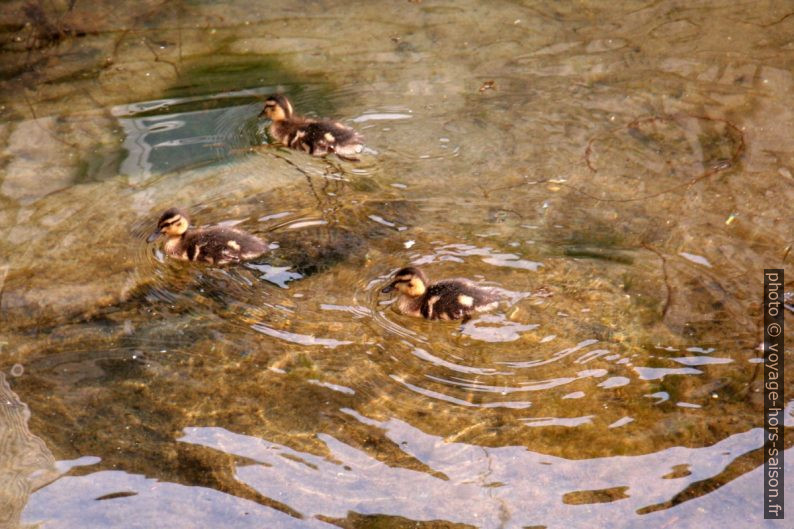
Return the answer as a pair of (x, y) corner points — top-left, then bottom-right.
(381, 266), (501, 321)
(147, 208), (267, 265)
(259, 94), (364, 159)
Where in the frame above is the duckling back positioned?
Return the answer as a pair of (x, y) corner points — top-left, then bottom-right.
(422, 279), (500, 321)
(177, 227), (267, 265)
(271, 119), (363, 157)
(303, 121), (363, 157)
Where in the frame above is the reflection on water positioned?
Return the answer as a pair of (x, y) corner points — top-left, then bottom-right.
(20, 400), (794, 528)
(25, 470), (336, 529)
(0, 373), (57, 529)
(1, 0), (794, 528)
(116, 101), (257, 182)
(174, 415), (773, 528)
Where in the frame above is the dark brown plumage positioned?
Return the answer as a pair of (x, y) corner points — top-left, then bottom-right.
(381, 266), (500, 321)
(147, 208), (267, 265)
(260, 94), (364, 159)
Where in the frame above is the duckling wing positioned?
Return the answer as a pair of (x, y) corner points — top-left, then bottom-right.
(304, 121), (363, 156)
(466, 282), (501, 308)
(270, 121), (309, 151)
(427, 280), (500, 320)
(190, 228), (266, 265)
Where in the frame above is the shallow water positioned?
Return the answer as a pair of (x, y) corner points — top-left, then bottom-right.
(1, 1), (793, 528)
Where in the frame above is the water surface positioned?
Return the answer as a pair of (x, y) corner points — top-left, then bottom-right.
(1, 1), (793, 528)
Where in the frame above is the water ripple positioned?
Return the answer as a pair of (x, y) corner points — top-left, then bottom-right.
(251, 323), (352, 348)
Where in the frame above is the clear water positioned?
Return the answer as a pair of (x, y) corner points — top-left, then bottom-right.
(1, 1), (792, 528)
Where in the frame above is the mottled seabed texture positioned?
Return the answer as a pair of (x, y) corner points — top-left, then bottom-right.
(0, 1), (792, 528)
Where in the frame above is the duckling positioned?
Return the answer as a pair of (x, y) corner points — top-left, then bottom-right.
(381, 266), (500, 321)
(147, 208), (267, 265)
(259, 94), (364, 159)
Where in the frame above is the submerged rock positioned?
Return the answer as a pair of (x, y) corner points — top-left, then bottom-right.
(275, 225), (368, 277)
(0, 151), (298, 331)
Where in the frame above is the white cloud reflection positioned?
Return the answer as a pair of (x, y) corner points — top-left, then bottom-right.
(172, 409), (790, 529)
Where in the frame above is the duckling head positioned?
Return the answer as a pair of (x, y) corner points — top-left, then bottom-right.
(381, 266), (428, 297)
(147, 208), (190, 242)
(259, 94), (293, 121)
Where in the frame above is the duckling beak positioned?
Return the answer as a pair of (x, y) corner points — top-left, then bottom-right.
(381, 283), (395, 294)
(258, 109), (267, 118)
(146, 231), (162, 243)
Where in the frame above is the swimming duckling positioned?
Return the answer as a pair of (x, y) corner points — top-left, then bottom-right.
(259, 94), (364, 159)
(147, 208), (267, 265)
(381, 266), (500, 321)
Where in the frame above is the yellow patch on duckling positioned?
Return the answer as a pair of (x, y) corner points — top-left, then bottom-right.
(426, 295), (440, 318)
(193, 242), (207, 260)
(457, 295), (474, 307)
(227, 240), (241, 251)
(323, 132), (336, 143)
(406, 278), (426, 297)
(290, 130), (306, 147)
